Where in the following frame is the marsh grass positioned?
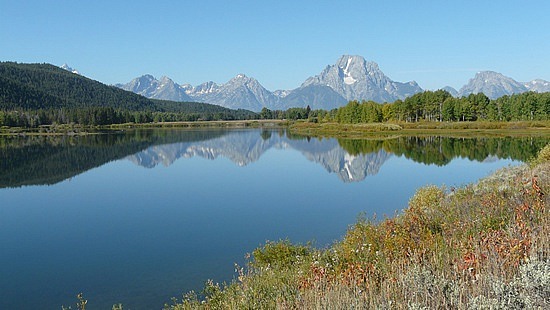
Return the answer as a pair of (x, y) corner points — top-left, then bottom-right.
(166, 146), (550, 309)
(290, 121), (550, 139)
(290, 122), (403, 138)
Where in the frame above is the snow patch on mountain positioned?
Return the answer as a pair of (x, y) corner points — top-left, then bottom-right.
(60, 64), (80, 75)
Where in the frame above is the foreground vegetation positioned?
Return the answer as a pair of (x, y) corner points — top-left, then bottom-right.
(161, 145), (550, 309)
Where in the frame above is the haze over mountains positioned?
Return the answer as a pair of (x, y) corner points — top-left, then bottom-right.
(112, 55), (550, 111)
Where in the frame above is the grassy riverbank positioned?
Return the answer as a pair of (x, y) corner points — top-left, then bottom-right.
(4, 120), (550, 137)
(290, 120), (550, 138)
(164, 145), (550, 309)
(0, 120), (289, 136)
(107, 119), (289, 129)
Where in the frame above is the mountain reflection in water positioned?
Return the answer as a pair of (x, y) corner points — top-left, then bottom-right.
(0, 128), (548, 187)
(126, 130), (391, 182)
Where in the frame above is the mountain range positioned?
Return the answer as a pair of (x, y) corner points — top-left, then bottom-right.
(116, 55), (423, 112)
(115, 55), (550, 112)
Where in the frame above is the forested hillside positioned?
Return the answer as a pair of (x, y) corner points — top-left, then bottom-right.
(0, 62), (156, 110)
(0, 62), (257, 126)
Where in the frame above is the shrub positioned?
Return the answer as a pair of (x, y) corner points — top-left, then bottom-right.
(536, 144), (550, 163)
(252, 239), (311, 269)
(530, 143), (550, 167)
(468, 259), (550, 309)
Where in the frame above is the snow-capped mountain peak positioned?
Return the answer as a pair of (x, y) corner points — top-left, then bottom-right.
(300, 55), (422, 103)
(118, 74), (192, 101)
(60, 63), (80, 75)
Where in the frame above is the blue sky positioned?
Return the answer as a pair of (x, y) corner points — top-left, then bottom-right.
(1, 0), (549, 91)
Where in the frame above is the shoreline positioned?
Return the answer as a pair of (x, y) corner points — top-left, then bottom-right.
(0, 120), (289, 136)
(2, 120), (550, 137)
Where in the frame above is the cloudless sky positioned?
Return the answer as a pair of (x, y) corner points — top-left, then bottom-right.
(1, 0), (549, 91)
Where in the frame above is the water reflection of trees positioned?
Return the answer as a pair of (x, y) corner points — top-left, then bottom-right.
(338, 136), (549, 165)
(0, 130), (226, 188)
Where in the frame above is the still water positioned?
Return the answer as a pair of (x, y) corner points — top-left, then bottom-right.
(0, 129), (547, 309)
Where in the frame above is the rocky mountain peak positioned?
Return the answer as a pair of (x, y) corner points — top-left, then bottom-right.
(300, 55), (422, 103)
(141, 74), (156, 80)
(227, 73), (256, 86)
(159, 75), (174, 83)
(190, 81), (220, 95)
(118, 74), (192, 101)
(524, 79), (550, 93)
(122, 74), (158, 94)
(458, 71), (527, 99)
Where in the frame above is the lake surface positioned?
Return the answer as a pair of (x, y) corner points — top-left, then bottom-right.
(0, 129), (547, 309)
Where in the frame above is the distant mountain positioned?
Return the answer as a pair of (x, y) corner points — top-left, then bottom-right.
(278, 84), (347, 110)
(523, 79), (550, 93)
(299, 55), (423, 103)
(188, 74), (281, 112)
(117, 75), (192, 101)
(458, 71), (528, 99)
(185, 81), (219, 96)
(442, 86), (458, 97)
(455, 72), (550, 99)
